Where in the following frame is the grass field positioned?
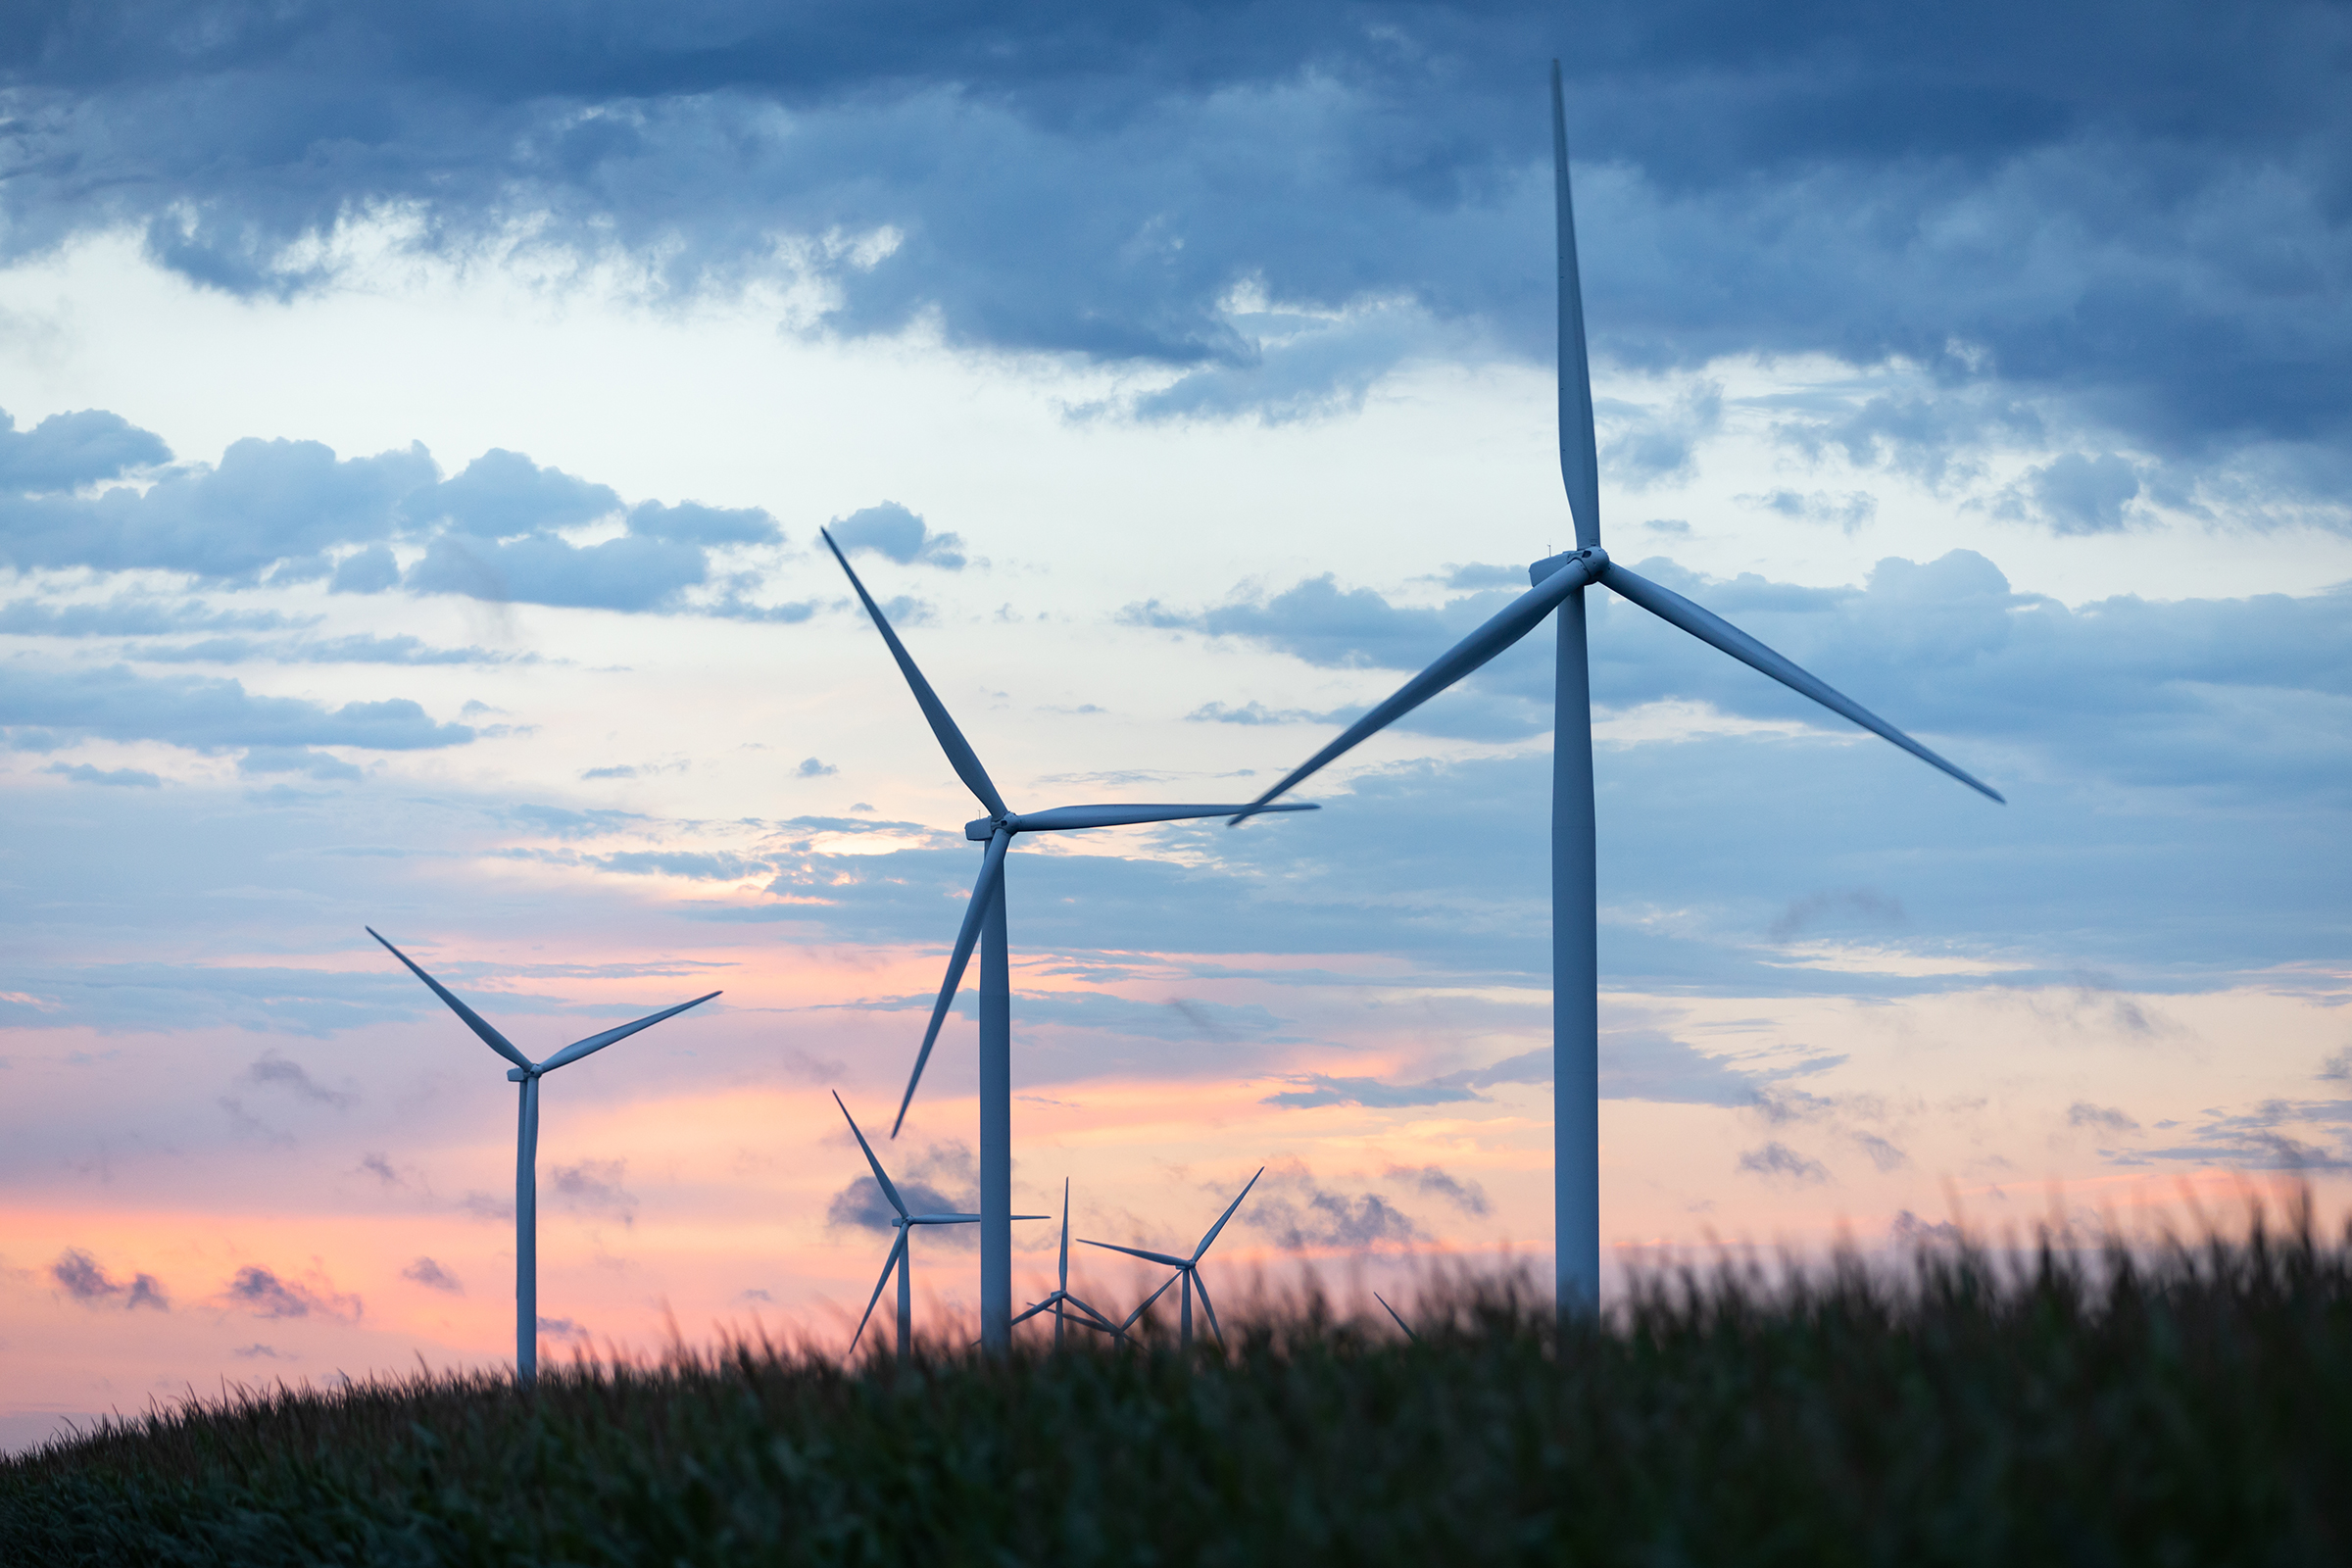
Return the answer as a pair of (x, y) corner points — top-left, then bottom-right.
(6, 1207), (2349, 1565)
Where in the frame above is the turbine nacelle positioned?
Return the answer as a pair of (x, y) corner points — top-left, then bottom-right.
(1530, 545), (1608, 586)
(964, 801), (1319, 841)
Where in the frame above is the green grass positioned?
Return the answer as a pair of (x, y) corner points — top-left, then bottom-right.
(7, 1208), (2350, 1565)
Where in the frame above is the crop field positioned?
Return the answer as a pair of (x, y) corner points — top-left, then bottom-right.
(6, 1209), (2349, 1565)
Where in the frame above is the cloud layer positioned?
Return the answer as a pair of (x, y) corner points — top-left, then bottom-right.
(5, 2), (2346, 492)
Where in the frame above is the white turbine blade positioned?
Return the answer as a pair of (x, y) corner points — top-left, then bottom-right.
(1080, 1238), (1191, 1269)
(907, 1213), (985, 1224)
(1013, 802), (1318, 833)
(1193, 1166), (1265, 1261)
(1009, 1298), (1054, 1328)
(892, 827), (1010, 1137)
(820, 528), (1009, 819)
(1122, 1268), (1186, 1332)
(368, 927), (532, 1072)
(833, 1092), (910, 1218)
(1193, 1269), (1226, 1346)
(1228, 554), (1603, 825)
(1597, 562), (2006, 804)
(1550, 59), (1600, 551)
(1375, 1292), (1419, 1342)
(1058, 1178), (1070, 1290)
(538, 991), (721, 1073)
(851, 1231), (906, 1354)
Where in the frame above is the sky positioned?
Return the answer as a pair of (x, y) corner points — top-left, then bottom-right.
(3, 0), (2349, 1449)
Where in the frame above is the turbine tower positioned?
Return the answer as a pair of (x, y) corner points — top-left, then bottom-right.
(821, 530), (1314, 1350)
(1083, 1166), (1262, 1350)
(368, 927), (718, 1383)
(1009, 1178), (1124, 1348)
(1230, 64), (2004, 1315)
(835, 1092), (1044, 1362)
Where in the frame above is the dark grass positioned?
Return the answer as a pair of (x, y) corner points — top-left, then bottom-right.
(7, 1204), (2352, 1565)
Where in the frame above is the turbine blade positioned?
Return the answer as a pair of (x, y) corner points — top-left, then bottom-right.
(1009, 1298), (1054, 1327)
(1551, 59), (1600, 550)
(538, 991), (721, 1073)
(1193, 1269), (1225, 1346)
(1058, 1177), (1070, 1291)
(1122, 1269), (1185, 1332)
(1228, 555), (1601, 824)
(833, 1092), (909, 1218)
(820, 528), (1008, 818)
(368, 928), (532, 1072)
(892, 827), (1010, 1137)
(1194, 1166), (1264, 1261)
(851, 1231), (906, 1354)
(907, 1213), (985, 1223)
(1080, 1239), (1191, 1269)
(1060, 1293), (1122, 1334)
(1013, 802), (1317, 833)
(1597, 562), (2006, 804)
(1375, 1292), (1419, 1342)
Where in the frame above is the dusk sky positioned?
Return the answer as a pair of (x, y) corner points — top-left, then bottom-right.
(4, 0), (2348, 1448)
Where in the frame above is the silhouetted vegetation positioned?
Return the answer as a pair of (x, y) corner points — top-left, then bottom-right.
(7, 1203), (2350, 1564)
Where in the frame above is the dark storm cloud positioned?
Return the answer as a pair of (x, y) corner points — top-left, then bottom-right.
(4, 2), (2345, 485)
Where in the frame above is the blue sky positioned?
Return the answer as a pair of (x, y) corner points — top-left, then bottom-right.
(2, 0), (2347, 1444)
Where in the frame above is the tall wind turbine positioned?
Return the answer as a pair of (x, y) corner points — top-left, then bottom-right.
(368, 927), (719, 1383)
(1229, 63), (2004, 1316)
(834, 1092), (1044, 1362)
(1083, 1166), (1262, 1350)
(821, 530), (1315, 1350)
(1010, 1178), (1123, 1348)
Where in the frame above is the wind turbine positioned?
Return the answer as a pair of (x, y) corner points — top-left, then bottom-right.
(1082, 1166), (1262, 1350)
(821, 529), (1315, 1350)
(1373, 1292), (1418, 1342)
(367, 927), (719, 1384)
(1010, 1178), (1124, 1348)
(834, 1092), (1044, 1363)
(1227, 63), (2004, 1317)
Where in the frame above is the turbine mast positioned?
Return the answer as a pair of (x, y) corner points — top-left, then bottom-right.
(978, 869), (1012, 1350)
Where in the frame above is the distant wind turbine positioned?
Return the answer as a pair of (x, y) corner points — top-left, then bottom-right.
(1228, 63), (2004, 1317)
(367, 927), (718, 1384)
(1083, 1166), (1263, 1350)
(1010, 1178), (1124, 1348)
(821, 529), (1315, 1350)
(834, 1092), (1045, 1363)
